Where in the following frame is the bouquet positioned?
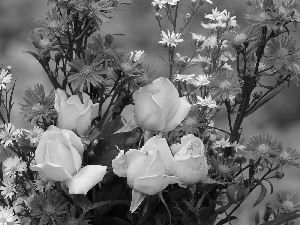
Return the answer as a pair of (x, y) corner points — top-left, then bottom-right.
(0, 0), (300, 224)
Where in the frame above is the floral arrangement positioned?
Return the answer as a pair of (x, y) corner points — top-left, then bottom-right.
(1, 0), (300, 224)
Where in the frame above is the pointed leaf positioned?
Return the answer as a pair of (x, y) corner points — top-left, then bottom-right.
(254, 182), (267, 207)
(216, 216), (237, 225)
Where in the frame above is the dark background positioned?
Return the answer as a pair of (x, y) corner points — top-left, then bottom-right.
(1, 0), (300, 224)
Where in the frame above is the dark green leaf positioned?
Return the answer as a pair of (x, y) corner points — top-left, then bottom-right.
(96, 217), (131, 225)
(255, 210), (260, 225)
(216, 216), (237, 225)
(253, 182), (267, 207)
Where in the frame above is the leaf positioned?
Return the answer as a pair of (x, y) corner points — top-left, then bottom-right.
(216, 216), (237, 225)
(264, 179), (274, 195)
(253, 182), (267, 207)
(215, 203), (232, 215)
(260, 210), (300, 225)
(98, 116), (124, 139)
(73, 194), (129, 213)
(96, 217), (131, 225)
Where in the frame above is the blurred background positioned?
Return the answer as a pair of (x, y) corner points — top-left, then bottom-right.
(0, 0), (300, 224)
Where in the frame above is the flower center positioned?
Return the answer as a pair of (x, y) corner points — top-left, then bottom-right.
(80, 66), (93, 77)
(39, 39), (51, 48)
(282, 200), (294, 211)
(279, 151), (290, 161)
(31, 103), (44, 113)
(219, 80), (232, 91)
(66, 218), (78, 225)
(121, 62), (133, 72)
(48, 20), (59, 29)
(257, 144), (269, 154)
(218, 165), (230, 174)
(277, 48), (289, 60)
(185, 117), (198, 126)
(235, 33), (247, 42)
(44, 204), (55, 215)
(257, 12), (269, 22)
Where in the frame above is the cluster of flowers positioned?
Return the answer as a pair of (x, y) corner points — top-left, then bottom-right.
(1, 0), (300, 224)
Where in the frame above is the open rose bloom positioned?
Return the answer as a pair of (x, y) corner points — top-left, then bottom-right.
(55, 89), (99, 136)
(116, 77), (191, 133)
(112, 134), (208, 211)
(31, 125), (107, 194)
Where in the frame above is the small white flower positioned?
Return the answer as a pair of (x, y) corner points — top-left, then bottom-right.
(222, 63), (233, 70)
(159, 30), (184, 47)
(3, 156), (27, 178)
(196, 95), (218, 108)
(130, 50), (145, 62)
(191, 32), (206, 42)
(205, 0), (213, 3)
(0, 123), (20, 148)
(205, 8), (224, 21)
(0, 206), (20, 224)
(203, 35), (217, 48)
(0, 178), (16, 200)
(151, 0), (167, 8)
(0, 69), (12, 90)
(25, 126), (44, 144)
(189, 74), (210, 86)
(214, 138), (231, 148)
(165, 0), (180, 5)
(174, 74), (195, 82)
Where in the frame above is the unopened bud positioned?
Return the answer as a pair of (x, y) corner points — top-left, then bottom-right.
(155, 12), (162, 21)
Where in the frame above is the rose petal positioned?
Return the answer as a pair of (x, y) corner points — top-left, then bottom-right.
(74, 103), (99, 135)
(31, 162), (72, 181)
(58, 97), (80, 130)
(130, 189), (146, 213)
(174, 156), (208, 184)
(60, 129), (84, 157)
(134, 92), (165, 131)
(134, 175), (180, 195)
(171, 134), (204, 156)
(143, 137), (176, 175)
(54, 89), (68, 113)
(163, 96), (191, 132)
(112, 150), (127, 177)
(66, 165), (107, 194)
(152, 78), (180, 126)
(35, 138), (47, 164)
(56, 139), (78, 175)
(67, 94), (89, 111)
(126, 150), (155, 187)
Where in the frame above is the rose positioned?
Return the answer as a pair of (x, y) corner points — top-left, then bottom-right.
(112, 136), (180, 211)
(133, 77), (191, 132)
(54, 89), (99, 136)
(31, 125), (107, 194)
(170, 134), (208, 184)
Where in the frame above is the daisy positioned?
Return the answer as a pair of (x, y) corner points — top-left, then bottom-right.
(19, 84), (55, 125)
(214, 138), (231, 149)
(3, 157), (27, 178)
(0, 69), (12, 90)
(268, 191), (300, 213)
(25, 126), (44, 145)
(165, 0), (180, 5)
(173, 74), (195, 82)
(188, 74), (210, 87)
(196, 95), (218, 108)
(129, 50), (145, 63)
(151, 0), (167, 9)
(0, 206), (20, 225)
(68, 51), (105, 92)
(0, 178), (16, 200)
(0, 124), (20, 148)
(158, 30), (184, 47)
